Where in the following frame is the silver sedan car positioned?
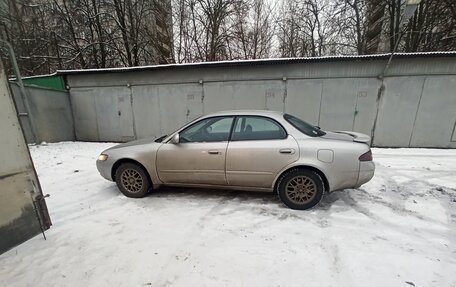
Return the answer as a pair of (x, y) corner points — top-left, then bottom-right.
(96, 110), (374, 210)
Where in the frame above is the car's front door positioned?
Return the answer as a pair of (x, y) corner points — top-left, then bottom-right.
(156, 116), (234, 185)
(226, 116), (299, 188)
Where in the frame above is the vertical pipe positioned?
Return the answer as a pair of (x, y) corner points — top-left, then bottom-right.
(0, 40), (38, 143)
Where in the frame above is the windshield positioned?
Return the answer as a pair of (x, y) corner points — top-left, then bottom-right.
(284, 114), (325, 137)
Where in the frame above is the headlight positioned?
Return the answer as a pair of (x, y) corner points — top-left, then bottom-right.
(97, 154), (108, 161)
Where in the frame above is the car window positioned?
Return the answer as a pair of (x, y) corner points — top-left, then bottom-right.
(284, 114), (326, 137)
(232, 116), (287, 141)
(179, 117), (233, 143)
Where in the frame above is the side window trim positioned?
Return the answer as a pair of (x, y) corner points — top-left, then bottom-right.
(178, 116), (235, 143)
(229, 115), (288, 142)
(227, 116), (238, 142)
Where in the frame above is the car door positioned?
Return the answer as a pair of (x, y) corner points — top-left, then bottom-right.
(156, 116), (234, 185)
(226, 116), (299, 188)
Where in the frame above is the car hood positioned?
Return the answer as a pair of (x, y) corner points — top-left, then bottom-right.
(105, 137), (156, 151)
(322, 131), (371, 144)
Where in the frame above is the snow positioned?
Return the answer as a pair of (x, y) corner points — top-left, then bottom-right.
(0, 142), (455, 287)
(56, 51), (456, 75)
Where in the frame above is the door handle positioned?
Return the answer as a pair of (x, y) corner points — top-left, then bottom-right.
(208, 150), (221, 155)
(279, 148), (295, 154)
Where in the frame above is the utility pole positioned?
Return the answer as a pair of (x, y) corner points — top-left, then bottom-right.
(380, 0), (422, 79)
(371, 0), (422, 145)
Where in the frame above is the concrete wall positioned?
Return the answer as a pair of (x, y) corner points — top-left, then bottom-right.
(0, 62), (50, 254)
(65, 56), (456, 148)
(10, 83), (75, 144)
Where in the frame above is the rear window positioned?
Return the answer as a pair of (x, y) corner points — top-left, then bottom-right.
(284, 114), (325, 137)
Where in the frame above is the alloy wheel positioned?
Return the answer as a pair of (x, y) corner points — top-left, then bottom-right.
(120, 169), (144, 193)
(285, 175), (317, 204)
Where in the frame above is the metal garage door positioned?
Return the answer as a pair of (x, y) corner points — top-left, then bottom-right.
(71, 87), (135, 142)
(0, 61), (51, 254)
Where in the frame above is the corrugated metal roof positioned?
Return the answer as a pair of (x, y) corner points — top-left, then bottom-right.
(54, 51), (456, 75)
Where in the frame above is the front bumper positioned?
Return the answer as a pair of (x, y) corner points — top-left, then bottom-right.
(355, 161), (375, 187)
(96, 159), (114, 181)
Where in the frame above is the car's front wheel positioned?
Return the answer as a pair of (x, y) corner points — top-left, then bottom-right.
(277, 169), (324, 210)
(115, 163), (150, 198)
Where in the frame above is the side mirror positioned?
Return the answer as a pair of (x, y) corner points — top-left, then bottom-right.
(170, 133), (180, 144)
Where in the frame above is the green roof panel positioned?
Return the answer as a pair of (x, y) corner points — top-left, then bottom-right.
(22, 75), (66, 91)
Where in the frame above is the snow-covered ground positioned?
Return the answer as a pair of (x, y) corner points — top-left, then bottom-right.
(1, 142), (455, 287)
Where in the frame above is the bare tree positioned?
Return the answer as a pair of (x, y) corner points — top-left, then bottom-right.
(1, 0), (174, 75)
(230, 0), (275, 59)
(0, 0), (53, 75)
(172, 0), (235, 62)
(276, 0), (301, 57)
(194, 0), (234, 61)
(276, 0), (336, 57)
(1, 0), (456, 76)
(172, 0), (194, 62)
(403, 0), (456, 52)
(333, 0), (368, 55)
(107, 0), (171, 66)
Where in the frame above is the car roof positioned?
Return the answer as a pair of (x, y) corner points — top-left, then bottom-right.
(204, 110), (284, 117)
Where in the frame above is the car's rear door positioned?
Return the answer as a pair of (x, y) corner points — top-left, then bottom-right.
(156, 116), (234, 185)
(226, 116), (299, 188)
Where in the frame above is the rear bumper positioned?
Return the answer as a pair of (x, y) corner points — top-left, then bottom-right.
(355, 161), (375, 187)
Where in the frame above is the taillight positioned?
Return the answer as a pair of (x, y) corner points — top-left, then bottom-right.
(359, 150), (373, 161)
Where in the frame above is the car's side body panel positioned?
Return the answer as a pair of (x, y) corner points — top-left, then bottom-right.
(96, 110), (375, 194)
(226, 135), (299, 188)
(272, 137), (370, 192)
(156, 141), (228, 185)
(97, 142), (161, 185)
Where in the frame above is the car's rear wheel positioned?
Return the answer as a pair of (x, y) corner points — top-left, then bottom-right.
(277, 169), (324, 210)
(115, 163), (150, 198)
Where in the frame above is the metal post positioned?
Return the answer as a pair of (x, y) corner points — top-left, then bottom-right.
(0, 39), (38, 143)
(379, 32), (405, 80)
(379, 0), (421, 79)
(371, 0), (422, 145)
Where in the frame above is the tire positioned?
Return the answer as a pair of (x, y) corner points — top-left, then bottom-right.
(276, 169), (324, 210)
(115, 163), (151, 198)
